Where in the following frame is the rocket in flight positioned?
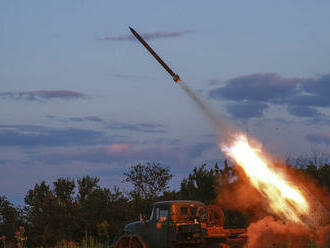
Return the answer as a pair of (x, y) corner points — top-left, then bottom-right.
(129, 26), (181, 83)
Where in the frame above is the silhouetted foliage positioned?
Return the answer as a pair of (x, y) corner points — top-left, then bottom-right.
(180, 163), (221, 204)
(287, 151), (330, 189)
(0, 196), (23, 243)
(77, 176), (100, 202)
(124, 162), (173, 200)
(22, 177), (131, 247)
(124, 162), (173, 215)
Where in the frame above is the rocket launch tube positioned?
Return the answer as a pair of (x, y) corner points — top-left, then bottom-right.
(129, 27), (180, 83)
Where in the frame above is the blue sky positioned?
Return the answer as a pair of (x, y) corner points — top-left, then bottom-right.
(1, 0), (330, 205)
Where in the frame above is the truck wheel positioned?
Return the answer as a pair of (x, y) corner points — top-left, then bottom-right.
(115, 237), (128, 248)
(128, 237), (142, 248)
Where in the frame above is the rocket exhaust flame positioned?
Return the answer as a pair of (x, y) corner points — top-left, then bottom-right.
(221, 135), (309, 224)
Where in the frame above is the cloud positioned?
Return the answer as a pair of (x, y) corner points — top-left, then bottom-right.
(209, 73), (299, 102)
(287, 105), (321, 118)
(69, 116), (103, 123)
(0, 90), (86, 101)
(45, 116), (166, 133)
(108, 121), (167, 133)
(305, 132), (330, 145)
(303, 74), (330, 100)
(227, 101), (269, 119)
(209, 73), (330, 120)
(0, 125), (109, 147)
(0, 160), (10, 165)
(284, 74), (330, 109)
(98, 30), (192, 41)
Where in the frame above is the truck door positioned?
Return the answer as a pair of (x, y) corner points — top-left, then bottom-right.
(157, 208), (169, 248)
(144, 206), (169, 248)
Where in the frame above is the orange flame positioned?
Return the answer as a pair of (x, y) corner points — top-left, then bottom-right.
(221, 134), (309, 224)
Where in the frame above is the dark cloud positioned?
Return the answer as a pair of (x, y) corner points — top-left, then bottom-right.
(151, 137), (180, 145)
(227, 101), (269, 119)
(98, 30), (192, 41)
(287, 95), (330, 107)
(0, 125), (108, 147)
(305, 132), (330, 145)
(287, 105), (321, 118)
(0, 160), (10, 165)
(278, 75), (330, 108)
(45, 116), (166, 133)
(108, 121), (166, 133)
(0, 90), (86, 101)
(69, 116), (103, 123)
(209, 73), (330, 120)
(303, 74), (330, 99)
(209, 73), (299, 102)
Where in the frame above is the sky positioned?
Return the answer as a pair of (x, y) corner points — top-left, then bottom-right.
(1, 0), (330, 205)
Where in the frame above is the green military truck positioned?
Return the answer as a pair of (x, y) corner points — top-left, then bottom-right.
(115, 200), (246, 248)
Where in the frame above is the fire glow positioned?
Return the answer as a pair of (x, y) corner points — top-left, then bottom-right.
(221, 134), (309, 224)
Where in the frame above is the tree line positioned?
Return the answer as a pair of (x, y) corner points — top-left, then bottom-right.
(0, 158), (329, 247)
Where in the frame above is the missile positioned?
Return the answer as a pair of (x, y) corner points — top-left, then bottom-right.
(129, 26), (181, 83)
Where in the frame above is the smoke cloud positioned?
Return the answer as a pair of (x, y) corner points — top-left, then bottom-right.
(216, 167), (267, 221)
(247, 217), (330, 248)
(317, 224), (330, 248)
(247, 216), (312, 248)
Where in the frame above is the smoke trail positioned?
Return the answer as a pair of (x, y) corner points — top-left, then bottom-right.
(179, 82), (234, 141)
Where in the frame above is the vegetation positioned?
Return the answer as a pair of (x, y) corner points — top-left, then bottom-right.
(0, 155), (329, 247)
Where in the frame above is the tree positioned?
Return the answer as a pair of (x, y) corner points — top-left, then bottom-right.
(180, 163), (221, 204)
(286, 151), (330, 189)
(124, 162), (173, 215)
(24, 181), (51, 207)
(23, 176), (133, 246)
(0, 196), (22, 242)
(76, 177), (132, 242)
(24, 181), (58, 247)
(77, 176), (100, 202)
(52, 178), (77, 242)
(53, 177), (75, 203)
(124, 162), (173, 200)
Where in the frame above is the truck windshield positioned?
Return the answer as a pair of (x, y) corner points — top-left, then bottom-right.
(172, 205), (206, 222)
(149, 207), (169, 221)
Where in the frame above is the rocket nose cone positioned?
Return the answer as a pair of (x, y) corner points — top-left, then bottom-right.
(128, 26), (136, 34)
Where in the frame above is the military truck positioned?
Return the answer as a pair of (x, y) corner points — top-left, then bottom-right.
(115, 200), (246, 248)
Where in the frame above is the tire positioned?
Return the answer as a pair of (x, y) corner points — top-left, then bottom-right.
(128, 237), (143, 248)
(116, 236), (144, 248)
